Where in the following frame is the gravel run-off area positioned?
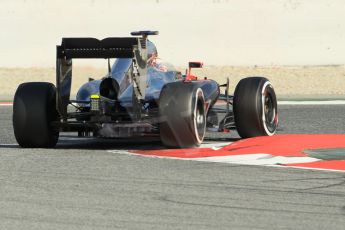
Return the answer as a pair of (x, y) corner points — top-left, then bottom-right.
(1, 65), (345, 101)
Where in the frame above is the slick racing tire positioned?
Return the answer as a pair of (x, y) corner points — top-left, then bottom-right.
(13, 82), (60, 148)
(159, 82), (206, 148)
(233, 77), (278, 138)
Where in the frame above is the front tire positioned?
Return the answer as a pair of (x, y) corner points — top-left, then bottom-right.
(13, 82), (60, 148)
(233, 77), (278, 138)
(159, 82), (206, 148)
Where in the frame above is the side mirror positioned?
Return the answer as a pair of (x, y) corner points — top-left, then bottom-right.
(185, 62), (203, 81)
(189, 62), (203, 68)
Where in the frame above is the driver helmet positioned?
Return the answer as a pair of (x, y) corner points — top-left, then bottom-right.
(147, 40), (158, 58)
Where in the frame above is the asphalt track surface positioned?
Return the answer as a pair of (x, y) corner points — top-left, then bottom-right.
(1, 105), (345, 230)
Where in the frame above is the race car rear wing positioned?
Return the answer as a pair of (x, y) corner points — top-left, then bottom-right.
(56, 37), (138, 59)
(56, 32), (156, 119)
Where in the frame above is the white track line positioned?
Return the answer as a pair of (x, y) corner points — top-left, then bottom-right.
(200, 141), (233, 150)
(192, 154), (320, 165)
(278, 100), (345, 105)
(108, 150), (320, 166)
(286, 165), (345, 173)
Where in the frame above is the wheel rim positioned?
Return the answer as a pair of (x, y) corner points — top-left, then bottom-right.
(262, 82), (278, 135)
(264, 94), (274, 123)
(194, 89), (206, 144)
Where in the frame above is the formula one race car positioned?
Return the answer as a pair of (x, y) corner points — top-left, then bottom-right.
(13, 31), (278, 148)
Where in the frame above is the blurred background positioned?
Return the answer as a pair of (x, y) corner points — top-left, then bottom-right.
(0, 0), (344, 99)
(1, 0), (345, 67)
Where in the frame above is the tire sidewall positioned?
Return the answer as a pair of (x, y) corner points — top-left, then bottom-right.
(192, 88), (206, 145)
(13, 82), (59, 148)
(259, 81), (278, 136)
(233, 77), (278, 138)
(159, 82), (206, 148)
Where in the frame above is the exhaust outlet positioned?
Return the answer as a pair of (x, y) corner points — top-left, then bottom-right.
(99, 78), (120, 100)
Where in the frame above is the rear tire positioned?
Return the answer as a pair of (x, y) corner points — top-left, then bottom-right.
(13, 82), (60, 148)
(233, 77), (278, 138)
(159, 82), (206, 148)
